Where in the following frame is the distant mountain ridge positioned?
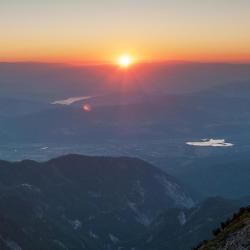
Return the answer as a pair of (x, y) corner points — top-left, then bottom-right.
(1, 62), (250, 101)
(199, 81), (250, 99)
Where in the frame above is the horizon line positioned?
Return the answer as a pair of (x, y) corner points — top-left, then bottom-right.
(1, 59), (250, 67)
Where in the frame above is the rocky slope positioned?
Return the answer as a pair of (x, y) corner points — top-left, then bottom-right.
(196, 206), (250, 250)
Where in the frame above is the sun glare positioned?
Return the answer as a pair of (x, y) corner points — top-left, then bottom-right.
(118, 55), (133, 68)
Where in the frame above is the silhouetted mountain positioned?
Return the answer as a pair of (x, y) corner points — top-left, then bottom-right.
(0, 154), (194, 250)
(1, 154), (249, 250)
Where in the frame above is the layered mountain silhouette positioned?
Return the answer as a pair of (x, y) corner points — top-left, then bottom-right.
(0, 154), (249, 250)
(0, 154), (194, 250)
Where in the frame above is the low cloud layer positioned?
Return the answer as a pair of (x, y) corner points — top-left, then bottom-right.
(186, 139), (234, 147)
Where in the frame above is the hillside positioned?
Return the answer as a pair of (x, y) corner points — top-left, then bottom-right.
(0, 154), (194, 250)
(195, 206), (250, 250)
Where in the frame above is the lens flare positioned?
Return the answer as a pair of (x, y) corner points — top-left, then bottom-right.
(83, 104), (92, 112)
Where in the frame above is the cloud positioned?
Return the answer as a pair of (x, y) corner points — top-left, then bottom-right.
(51, 96), (93, 105)
(186, 139), (233, 147)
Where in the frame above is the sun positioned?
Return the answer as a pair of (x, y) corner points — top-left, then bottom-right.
(118, 55), (133, 68)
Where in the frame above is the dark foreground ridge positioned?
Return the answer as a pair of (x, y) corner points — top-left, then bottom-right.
(194, 206), (250, 250)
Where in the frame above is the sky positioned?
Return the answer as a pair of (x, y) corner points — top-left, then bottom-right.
(1, 0), (250, 64)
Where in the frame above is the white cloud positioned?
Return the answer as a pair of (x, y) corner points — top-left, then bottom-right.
(186, 139), (234, 147)
(51, 96), (93, 105)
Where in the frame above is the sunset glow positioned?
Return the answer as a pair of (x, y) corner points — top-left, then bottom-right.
(0, 1), (250, 63)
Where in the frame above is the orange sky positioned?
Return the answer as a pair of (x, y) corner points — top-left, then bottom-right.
(1, 0), (250, 64)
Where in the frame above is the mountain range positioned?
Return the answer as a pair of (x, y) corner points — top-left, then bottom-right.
(0, 154), (249, 250)
(1, 62), (250, 249)
(1, 62), (250, 101)
(0, 154), (194, 250)
(1, 62), (250, 200)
